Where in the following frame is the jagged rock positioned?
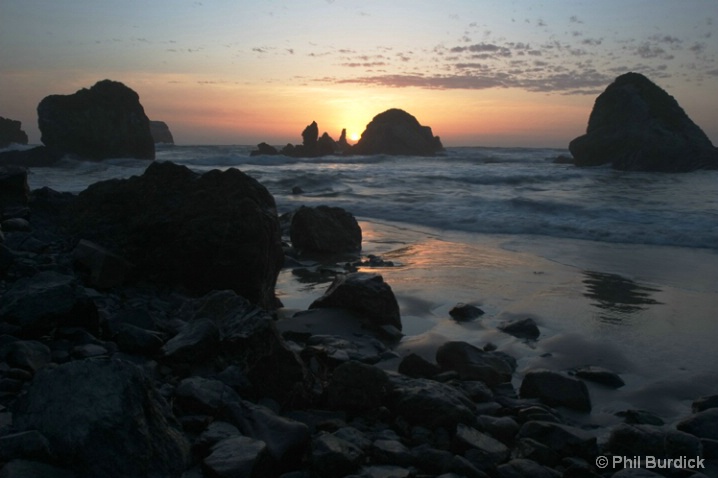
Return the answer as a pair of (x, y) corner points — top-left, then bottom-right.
(352, 109), (443, 156)
(69, 161), (283, 308)
(250, 142), (279, 156)
(38, 79), (155, 160)
(317, 132), (337, 156)
(519, 369), (592, 412)
(290, 205), (362, 254)
(0, 117), (28, 148)
(435, 341), (515, 387)
(148, 120), (174, 144)
(569, 72), (718, 171)
(167, 290), (308, 404)
(11, 359), (191, 478)
(386, 373), (475, 429)
(310, 272), (401, 331)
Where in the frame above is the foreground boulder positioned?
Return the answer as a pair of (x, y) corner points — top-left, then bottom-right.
(519, 369), (592, 412)
(569, 72), (718, 171)
(149, 120), (174, 144)
(11, 359), (191, 478)
(37, 79), (155, 160)
(70, 161), (284, 308)
(352, 109), (443, 156)
(290, 205), (362, 253)
(0, 117), (28, 148)
(310, 272), (402, 331)
(0, 166), (29, 214)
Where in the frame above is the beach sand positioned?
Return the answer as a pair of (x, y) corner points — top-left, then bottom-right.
(276, 219), (718, 429)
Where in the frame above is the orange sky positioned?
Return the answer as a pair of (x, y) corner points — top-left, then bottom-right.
(1, 1), (716, 148)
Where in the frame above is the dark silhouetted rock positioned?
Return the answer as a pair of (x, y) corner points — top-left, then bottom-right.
(519, 369), (592, 412)
(352, 109), (444, 156)
(69, 161), (283, 308)
(398, 353), (441, 379)
(250, 142), (279, 156)
(310, 272), (402, 331)
(302, 121), (319, 149)
(435, 341), (515, 387)
(37, 79), (155, 160)
(0, 146), (62, 167)
(12, 359), (191, 478)
(569, 72), (718, 171)
(337, 128), (351, 153)
(498, 317), (540, 340)
(317, 132), (337, 156)
(311, 432), (364, 477)
(449, 303), (484, 321)
(453, 423), (510, 468)
(693, 395), (718, 413)
(0, 117), (28, 147)
(149, 120), (174, 144)
(166, 290), (308, 404)
(290, 205), (362, 253)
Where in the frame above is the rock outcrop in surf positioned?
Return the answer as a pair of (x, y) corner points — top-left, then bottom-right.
(251, 108), (443, 157)
(569, 72), (718, 172)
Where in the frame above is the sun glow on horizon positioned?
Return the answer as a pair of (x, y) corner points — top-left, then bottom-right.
(349, 132), (360, 142)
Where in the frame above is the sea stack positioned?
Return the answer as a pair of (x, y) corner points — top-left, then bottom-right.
(352, 108), (443, 156)
(569, 72), (718, 172)
(37, 79), (155, 160)
(0, 117), (29, 148)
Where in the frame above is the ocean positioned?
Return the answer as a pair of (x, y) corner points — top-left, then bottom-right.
(18, 144), (718, 425)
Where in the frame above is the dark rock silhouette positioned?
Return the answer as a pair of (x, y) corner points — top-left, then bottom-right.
(149, 120), (174, 144)
(352, 108), (443, 156)
(37, 79), (155, 160)
(251, 109), (443, 157)
(68, 161), (283, 308)
(0, 117), (28, 148)
(289, 205), (362, 253)
(569, 72), (718, 172)
(0, 146), (62, 167)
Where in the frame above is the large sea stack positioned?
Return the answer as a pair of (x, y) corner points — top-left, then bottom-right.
(353, 108), (443, 156)
(37, 79), (155, 160)
(569, 72), (718, 172)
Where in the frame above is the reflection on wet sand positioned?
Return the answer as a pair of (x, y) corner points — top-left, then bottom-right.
(583, 271), (663, 324)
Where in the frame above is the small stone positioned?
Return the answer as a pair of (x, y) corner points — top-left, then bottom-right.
(498, 317), (540, 340)
(449, 303), (484, 321)
(203, 436), (271, 478)
(573, 365), (625, 388)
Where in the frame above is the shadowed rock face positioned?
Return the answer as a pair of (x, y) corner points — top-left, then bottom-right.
(37, 79), (155, 160)
(69, 161), (284, 308)
(149, 120), (175, 144)
(352, 108), (444, 156)
(0, 116), (28, 147)
(569, 72), (718, 172)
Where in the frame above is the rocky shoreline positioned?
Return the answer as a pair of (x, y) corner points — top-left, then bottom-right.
(1, 164), (717, 478)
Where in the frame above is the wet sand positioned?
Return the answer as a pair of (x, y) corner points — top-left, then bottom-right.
(276, 219), (718, 427)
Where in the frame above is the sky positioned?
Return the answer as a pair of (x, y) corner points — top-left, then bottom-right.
(1, 1), (716, 148)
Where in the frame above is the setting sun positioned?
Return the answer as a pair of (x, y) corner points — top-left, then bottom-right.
(349, 132), (360, 142)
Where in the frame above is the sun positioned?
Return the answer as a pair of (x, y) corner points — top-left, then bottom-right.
(349, 132), (360, 142)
